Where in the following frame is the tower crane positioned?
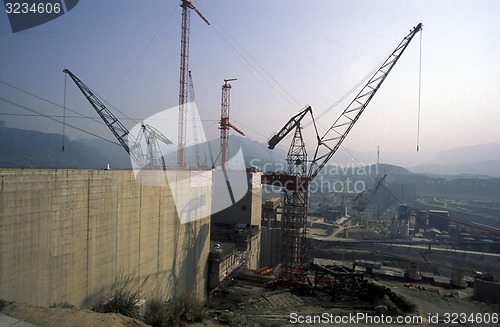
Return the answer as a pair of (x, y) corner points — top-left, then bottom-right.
(263, 23), (423, 281)
(178, 0), (210, 167)
(188, 70), (202, 167)
(63, 68), (172, 169)
(220, 78), (244, 169)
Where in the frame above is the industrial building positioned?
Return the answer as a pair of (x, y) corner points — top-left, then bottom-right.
(208, 170), (263, 289)
(390, 183), (417, 203)
(260, 197), (283, 269)
(208, 241), (244, 290)
(428, 210), (450, 232)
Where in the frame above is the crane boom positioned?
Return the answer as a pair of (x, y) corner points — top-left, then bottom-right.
(308, 23), (423, 180)
(64, 68), (172, 169)
(268, 106), (315, 150)
(228, 123), (245, 136)
(63, 68), (131, 154)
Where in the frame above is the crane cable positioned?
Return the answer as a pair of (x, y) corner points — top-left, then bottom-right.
(0, 79), (105, 126)
(193, 1), (303, 111)
(416, 29), (423, 152)
(0, 96), (121, 147)
(106, 3), (178, 101)
(62, 73), (67, 152)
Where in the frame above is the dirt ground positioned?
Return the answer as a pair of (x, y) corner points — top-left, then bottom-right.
(1, 303), (150, 327)
(379, 279), (500, 324)
(1, 302), (222, 327)
(2, 270), (499, 327)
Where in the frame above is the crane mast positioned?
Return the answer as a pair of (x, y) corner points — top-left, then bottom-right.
(188, 70), (202, 166)
(220, 78), (244, 169)
(263, 23), (423, 281)
(262, 105), (315, 280)
(178, 0), (209, 167)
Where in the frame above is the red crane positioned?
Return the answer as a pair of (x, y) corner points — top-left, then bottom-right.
(220, 78), (244, 169)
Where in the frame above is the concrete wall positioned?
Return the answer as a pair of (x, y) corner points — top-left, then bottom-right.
(260, 227), (282, 269)
(0, 168), (211, 308)
(211, 171), (262, 270)
(246, 233), (261, 270)
(211, 172), (262, 227)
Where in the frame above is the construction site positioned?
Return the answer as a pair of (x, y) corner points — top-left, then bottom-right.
(1, 1), (500, 327)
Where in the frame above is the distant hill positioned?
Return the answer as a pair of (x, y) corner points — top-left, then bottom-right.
(1, 124), (499, 184)
(0, 125), (130, 169)
(221, 138), (500, 178)
(75, 138), (131, 168)
(0, 126), (282, 170)
(409, 143), (500, 177)
(235, 135), (287, 170)
(310, 162), (500, 201)
(409, 160), (500, 178)
(429, 143), (500, 164)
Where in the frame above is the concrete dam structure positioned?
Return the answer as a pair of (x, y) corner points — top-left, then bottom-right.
(0, 168), (211, 308)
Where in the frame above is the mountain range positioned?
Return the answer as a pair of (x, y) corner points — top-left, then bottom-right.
(0, 124), (498, 179)
(409, 143), (500, 178)
(0, 124), (131, 169)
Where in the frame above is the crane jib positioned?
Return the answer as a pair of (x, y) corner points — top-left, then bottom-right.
(63, 68), (172, 169)
(307, 23), (423, 180)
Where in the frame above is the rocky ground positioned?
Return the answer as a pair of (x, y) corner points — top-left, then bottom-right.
(205, 269), (500, 327)
(2, 272), (499, 327)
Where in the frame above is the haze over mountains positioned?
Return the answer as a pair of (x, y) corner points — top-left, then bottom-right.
(0, 124), (499, 178)
(409, 143), (500, 178)
(0, 124), (131, 169)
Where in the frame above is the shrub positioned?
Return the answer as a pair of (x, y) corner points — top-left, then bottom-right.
(143, 293), (206, 327)
(0, 299), (13, 311)
(143, 298), (168, 327)
(169, 293), (206, 325)
(92, 284), (141, 319)
(50, 301), (74, 309)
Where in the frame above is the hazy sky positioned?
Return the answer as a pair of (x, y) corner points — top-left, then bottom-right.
(1, 0), (499, 167)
